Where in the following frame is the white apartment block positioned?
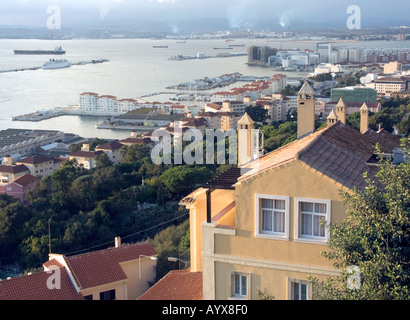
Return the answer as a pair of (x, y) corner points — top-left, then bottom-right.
(79, 92), (99, 111)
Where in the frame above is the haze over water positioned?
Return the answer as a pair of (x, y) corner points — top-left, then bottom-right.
(0, 38), (408, 139)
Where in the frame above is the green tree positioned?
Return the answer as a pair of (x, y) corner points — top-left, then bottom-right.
(120, 144), (151, 163)
(245, 105), (268, 124)
(94, 152), (113, 169)
(0, 199), (31, 264)
(312, 142), (410, 300)
(151, 219), (190, 281)
(160, 165), (211, 198)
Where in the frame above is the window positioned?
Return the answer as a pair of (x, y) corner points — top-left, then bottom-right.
(288, 279), (310, 300)
(84, 295), (93, 300)
(255, 194), (289, 240)
(99, 289), (115, 300)
(231, 272), (249, 299)
(295, 198), (331, 243)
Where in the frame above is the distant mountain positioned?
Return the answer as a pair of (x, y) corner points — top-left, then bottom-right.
(0, 16), (407, 39)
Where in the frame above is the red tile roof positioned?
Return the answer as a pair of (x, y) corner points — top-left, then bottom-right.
(0, 268), (83, 300)
(240, 122), (400, 190)
(70, 150), (105, 158)
(17, 155), (61, 165)
(0, 164), (29, 174)
(138, 270), (203, 300)
(11, 174), (39, 187)
(95, 141), (124, 151)
(61, 242), (157, 290)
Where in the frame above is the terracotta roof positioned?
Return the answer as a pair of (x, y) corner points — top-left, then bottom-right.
(17, 155), (61, 165)
(95, 141), (124, 151)
(61, 241), (157, 290)
(240, 122), (400, 190)
(0, 164), (29, 174)
(120, 137), (152, 145)
(0, 268), (83, 300)
(69, 150), (105, 158)
(11, 174), (39, 187)
(138, 270), (203, 300)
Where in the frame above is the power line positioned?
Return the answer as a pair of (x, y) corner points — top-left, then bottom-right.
(62, 212), (189, 257)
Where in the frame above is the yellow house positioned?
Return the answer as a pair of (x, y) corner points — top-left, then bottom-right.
(180, 83), (401, 300)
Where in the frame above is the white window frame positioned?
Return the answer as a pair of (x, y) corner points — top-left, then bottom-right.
(255, 194), (290, 240)
(294, 197), (331, 244)
(287, 278), (312, 300)
(229, 272), (250, 300)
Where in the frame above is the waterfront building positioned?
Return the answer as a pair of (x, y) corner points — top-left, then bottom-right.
(98, 95), (118, 112)
(247, 46), (277, 66)
(0, 129), (66, 159)
(118, 99), (139, 112)
(79, 92), (99, 111)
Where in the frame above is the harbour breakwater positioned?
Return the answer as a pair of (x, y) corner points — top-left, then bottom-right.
(0, 58), (109, 74)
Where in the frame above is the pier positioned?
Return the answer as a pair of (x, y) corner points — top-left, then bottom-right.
(11, 107), (122, 122)
(0, 58), (109, 74)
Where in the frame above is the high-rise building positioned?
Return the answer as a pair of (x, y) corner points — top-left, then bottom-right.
(317, 43), (332, 63)
(248, 46), (277, 66)
(348, 48), (364, 63)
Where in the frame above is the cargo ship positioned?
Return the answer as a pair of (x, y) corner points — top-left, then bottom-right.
(14, 46), (66, 55)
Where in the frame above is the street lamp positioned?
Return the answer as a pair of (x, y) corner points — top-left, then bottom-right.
(168, 257), (189, 270)
(48, 215), (54, 254)
(139, 255), (158, 278)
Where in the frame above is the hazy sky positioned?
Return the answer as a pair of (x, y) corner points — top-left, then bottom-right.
(0, 0), (409, 28)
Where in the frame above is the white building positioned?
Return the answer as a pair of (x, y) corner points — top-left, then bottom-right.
(80, 92), (99, 111)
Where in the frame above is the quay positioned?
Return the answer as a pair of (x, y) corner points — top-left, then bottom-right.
(11, 107), (122, 122)
(0, 58), (109, 74)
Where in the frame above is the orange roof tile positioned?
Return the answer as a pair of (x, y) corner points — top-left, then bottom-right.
(0, 267), (83, 300)
(138, 270), (203, 300)
(63, 241), (157, 290)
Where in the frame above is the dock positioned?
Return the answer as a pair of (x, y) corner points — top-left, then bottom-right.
(11, 107), (122, 122)
(0, 58), (109, 74)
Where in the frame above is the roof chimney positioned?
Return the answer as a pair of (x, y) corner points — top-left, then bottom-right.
(360, 103), (369, 133)
(81, 143), (90, 152)
(115, 236), (121, 248)
(2, 155), (12, 165)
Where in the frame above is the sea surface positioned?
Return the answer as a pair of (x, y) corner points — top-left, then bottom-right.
(0, 38), (409, 139)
